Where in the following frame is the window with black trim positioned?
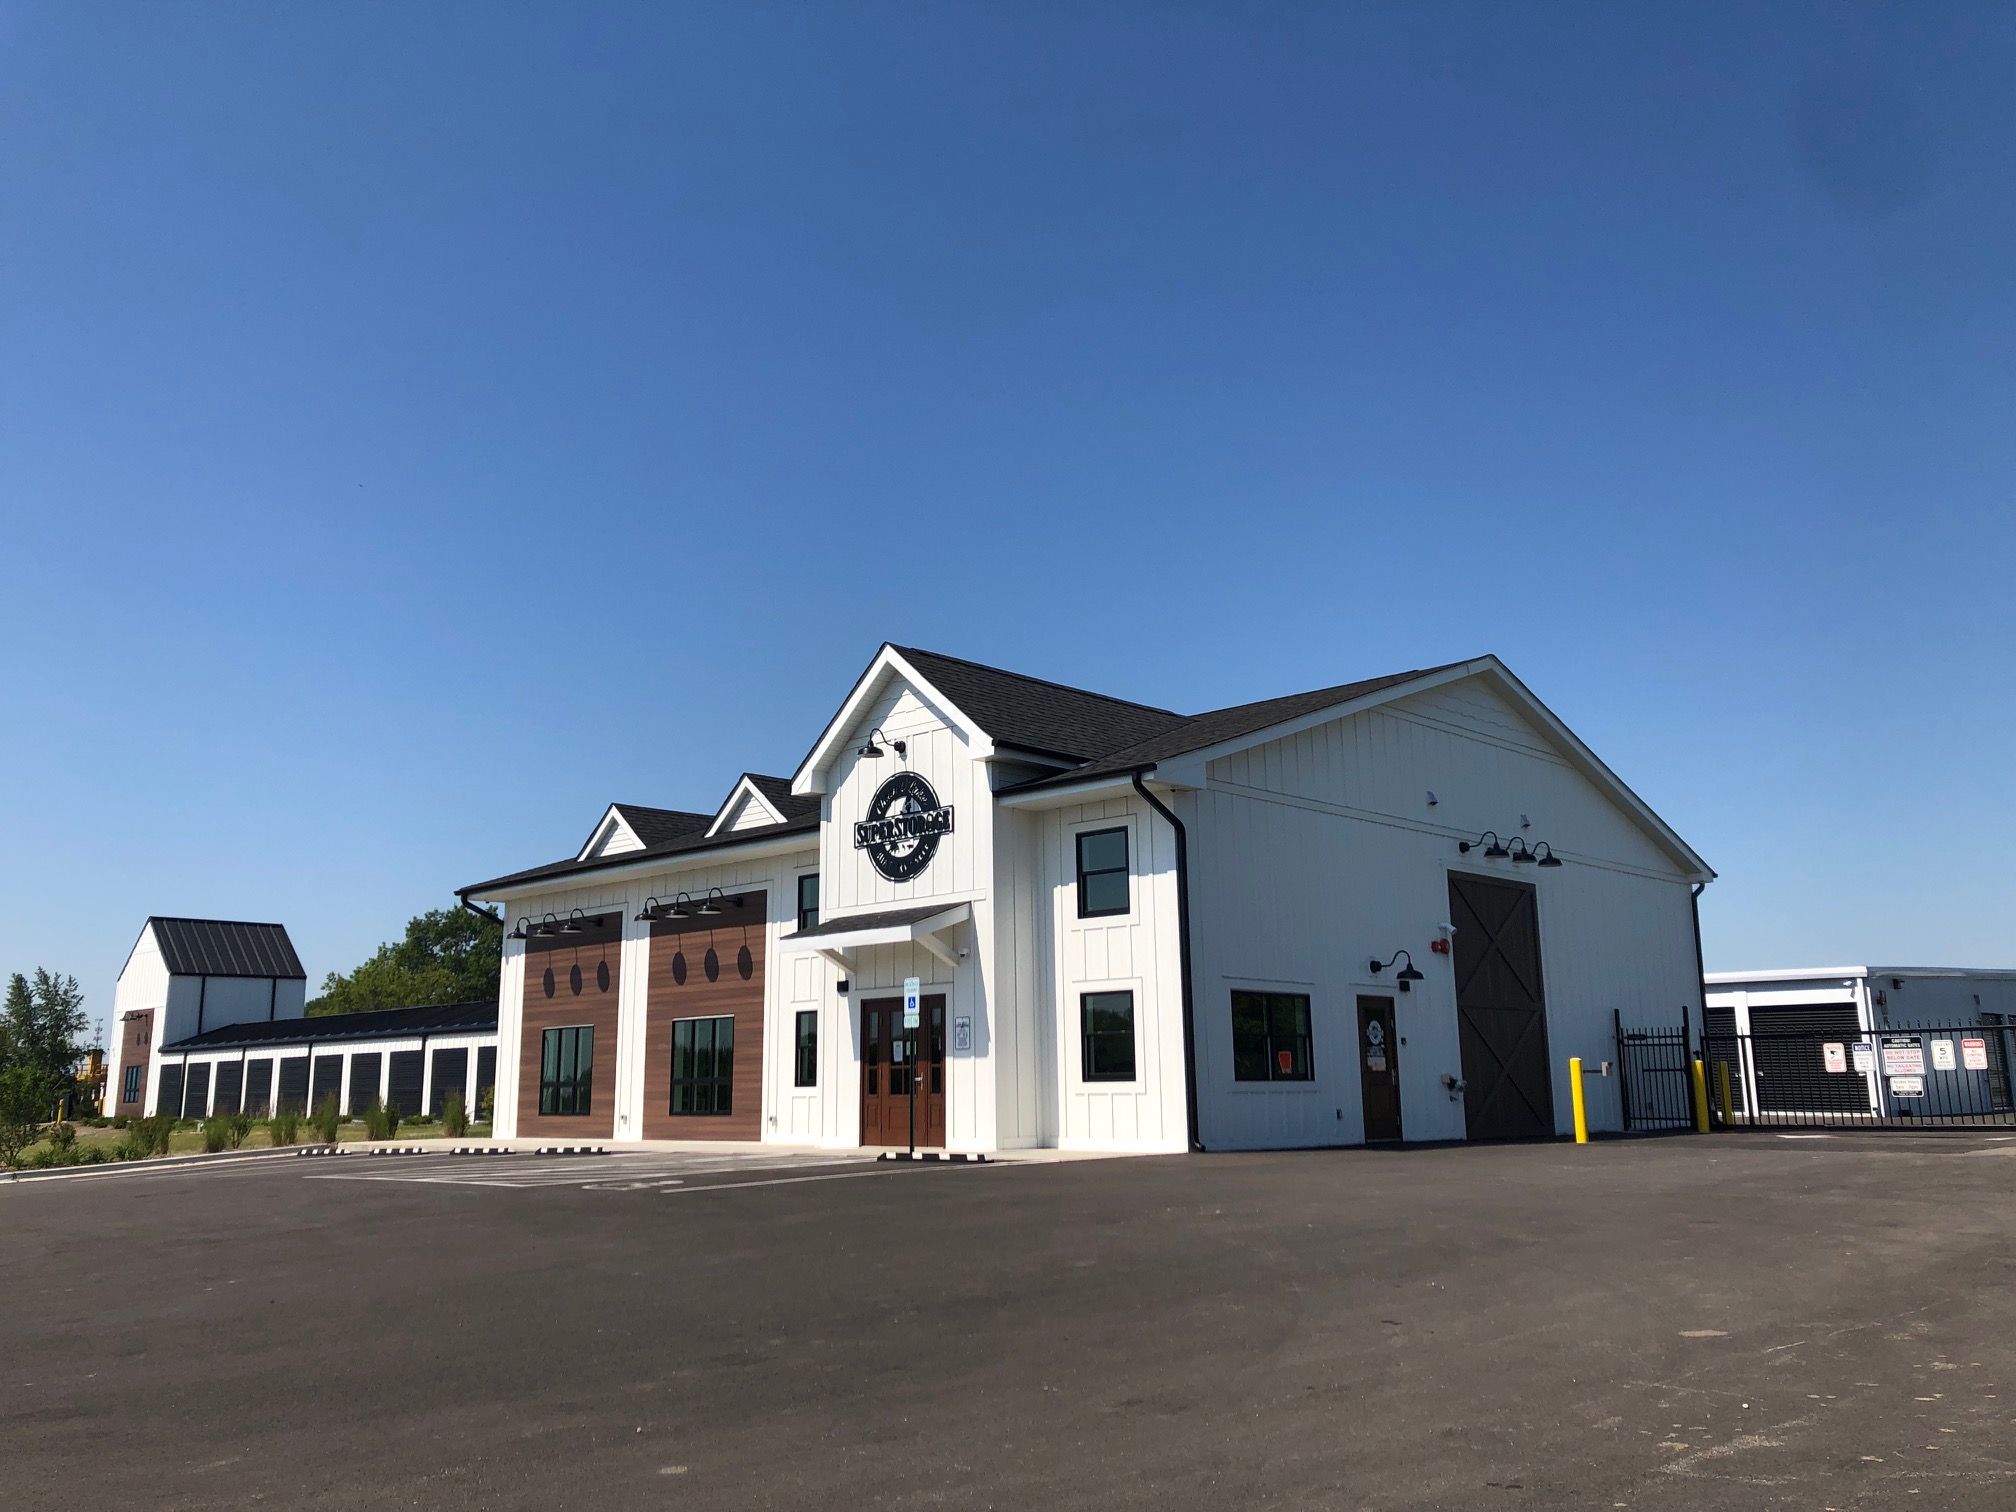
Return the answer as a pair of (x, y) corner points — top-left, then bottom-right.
(539, 1025), (594, 1115)
(122, 1065), (142, 1104)
(794, 1009), (818, 1087)
(797, 873), (820, 931)
(1231, 991), (1313, 1081)
(671, 1015), (734, 1114)
(1076, 827), (1130, 917)
(1080, 991), (1137, 1081)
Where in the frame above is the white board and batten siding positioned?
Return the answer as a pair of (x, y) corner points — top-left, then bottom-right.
(1188, 680), (1702, 1149)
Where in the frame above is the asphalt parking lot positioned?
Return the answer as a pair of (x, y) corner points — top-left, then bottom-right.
(6, 1134), (2015, 1511)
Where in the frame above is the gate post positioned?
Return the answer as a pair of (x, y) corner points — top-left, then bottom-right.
(1691, 1058), (1711, 1133)
(1569, 1057), (1589, 1144)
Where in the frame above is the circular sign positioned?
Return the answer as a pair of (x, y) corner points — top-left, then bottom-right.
(854, 771), (953, 882)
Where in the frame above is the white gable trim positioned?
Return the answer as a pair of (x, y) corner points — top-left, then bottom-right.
(1152, 657), (1713, 883)
(576, 805), (645, 862)
(706, 775), (789, 838)
(791, 645), (994, 796)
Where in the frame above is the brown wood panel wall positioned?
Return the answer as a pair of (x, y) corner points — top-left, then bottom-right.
(119, 1012), (152, 1112)
(517, 911), (623, 1140)
(640, 892), (766, 1141)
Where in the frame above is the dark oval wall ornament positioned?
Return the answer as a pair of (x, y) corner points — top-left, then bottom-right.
(569, 964), (583, 996)
(737, 945), (753, 981)
(852, 771), (954, 883)
(542, 967), (555, 999)
(596, 960), (610, 993)
(672, 951), (687, 986)
(704, 947), (720, 983)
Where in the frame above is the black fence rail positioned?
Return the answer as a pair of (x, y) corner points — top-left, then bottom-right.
(1700, 1023), (2016, 1129)
(1616, 1010), (1696, 1132)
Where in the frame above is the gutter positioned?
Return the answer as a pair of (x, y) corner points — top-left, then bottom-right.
(1690, 883), (1709, 1062)
(1131, 770), (1202, 1152)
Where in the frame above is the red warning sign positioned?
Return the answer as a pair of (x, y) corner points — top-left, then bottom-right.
(1277, 1049), (1293, 1074)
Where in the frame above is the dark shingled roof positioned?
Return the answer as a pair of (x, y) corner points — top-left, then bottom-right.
(150, 918), (305, 980)
(1006, 662), (1468, 790)
(611, 804), (713, 848)
(889, 646), (1187, 761)
(163, 999), (497, 1053)
(462, 809), (820, 898)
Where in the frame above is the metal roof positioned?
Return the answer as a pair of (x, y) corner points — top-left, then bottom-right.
(162, 1000), (498, 1053)
(149, 918), (306, 980)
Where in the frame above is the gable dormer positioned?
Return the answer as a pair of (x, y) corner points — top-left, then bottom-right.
(578, 805), (646, 861)
(707, 774), (790, 837)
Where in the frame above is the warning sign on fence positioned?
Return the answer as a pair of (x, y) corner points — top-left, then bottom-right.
(1851, 1042), (1876, 1073)
(1889, 1075), (1925, 1098)
(1822, 1042), (1847, 1073)
(1931, 1039), (1957, 1072)
(1962, 1037), (1989, 1071)
(1881, 1036), (1924, 1076)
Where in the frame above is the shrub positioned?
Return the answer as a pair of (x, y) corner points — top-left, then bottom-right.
(442, 1090), (468, 1137)
(405, 1114), (434, 1127)
(114, 1131), (148, 1161)
(310, 1095), (340, 1145)
(383, 1101), (401, 1139)
(267, 1111), (301, 1147)
(112, 1115), (129, 1129)
(88, 1116), (110, 1128)
(225, 1110), (254, 1149)
(477, 1087), (494, 1123)
(48, 1121), (77, 1152)
(202, 1119), (231, 1153)
(363, 1099), (390, 1140)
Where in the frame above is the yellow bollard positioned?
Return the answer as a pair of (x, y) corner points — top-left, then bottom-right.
(1715, 1060), (1734, 1124)
(1569, 1056), (1588, 1144)
(1691, 1058), (1711, 1133)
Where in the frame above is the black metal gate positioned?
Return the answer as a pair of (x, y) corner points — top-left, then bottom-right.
(1616, 1009), (1696, 1132)
(1701, 1021), (2016, 1129)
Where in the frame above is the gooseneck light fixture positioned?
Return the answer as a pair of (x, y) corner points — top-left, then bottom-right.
(508, 917), (531, 940)
(533, 913), (560, 938)
(560, 908), (588, 934)
(1532, 842), (1563, 868)
(1458, 831), (1511, 859)
(857, 726), (907, 759)
(1369, 950), (1427, 992)
(1508, 838), (1537, 864)
(634, 897), (663, 923)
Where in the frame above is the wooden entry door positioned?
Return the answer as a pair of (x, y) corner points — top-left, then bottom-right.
(860, 995), (946, 1148)
(1357, 995), (1402, 1141)
(1448, 873), (1555, 1139)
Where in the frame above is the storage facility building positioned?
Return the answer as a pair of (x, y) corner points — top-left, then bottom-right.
(460, 645), (1713, 1154)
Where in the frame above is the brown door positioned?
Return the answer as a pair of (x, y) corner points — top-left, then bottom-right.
(1448, 873), (1555, 1139)
(860, 995), (947, 1147)
(1357, 995), (1402, 1141)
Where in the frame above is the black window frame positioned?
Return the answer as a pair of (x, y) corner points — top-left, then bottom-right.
(1076, 827), (1131, 919)
(1079, 990), (1138, 1082)
(797, 873), (820, 932)
(1231, 990), (1315, 1082)
(670, 1015), (734, 1115)
(538, 1025), (594, 1116)
(122, 1064), (142, 1104)
(794, 1009), (818, 1088)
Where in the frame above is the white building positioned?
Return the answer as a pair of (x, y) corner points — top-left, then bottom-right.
(106, 916), (500, 1120)
(460, 645), (1713, 1153)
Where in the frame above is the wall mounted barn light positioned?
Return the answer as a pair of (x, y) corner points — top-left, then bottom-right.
(665, 893), (693, 919)
(1508, 839), (1537, 864)
(533, 913), (561, 938)
(508, 917), (531, 940)
(1369, 950), (1426, 991)
(560, 909), (588, 934)
(1457, 831), (1510, 859)
(696, 888), (741, 917)
(634, 898), (663, 923)
(857, 727), (906, 759)
(1531, 842), (1563, 868)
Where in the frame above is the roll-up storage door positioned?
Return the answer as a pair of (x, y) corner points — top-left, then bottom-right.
(245, 1059), (274, 1115)
(388, 1051), (424, 1116)
(475, 1046), (497, 1121)
(276, 1056), (310, 1114)
(429, 1048), (468, 1117)
(214, 1061), (243, 1114)
(1750, 1003), (1870, 1114)
(156, 1064), (184, 1119)
(347, 1054), (383, 1115)
(310, 1055), (344, 1114)
(182, 1063), (211, 1118)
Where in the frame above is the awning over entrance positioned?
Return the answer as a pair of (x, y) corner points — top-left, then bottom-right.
(784, 902), (971, 972)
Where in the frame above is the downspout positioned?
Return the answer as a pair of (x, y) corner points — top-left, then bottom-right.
(1690, 882), (1709, 1062)
(1132, 769), (1202, 1152)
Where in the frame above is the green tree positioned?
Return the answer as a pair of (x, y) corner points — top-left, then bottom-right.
(0, 1064), (48, 1167)
(307, 907), (502, 1016)
(1, 969), (89, 1100)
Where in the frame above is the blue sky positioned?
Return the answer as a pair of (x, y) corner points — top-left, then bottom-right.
(2, 2), (2011, 1034)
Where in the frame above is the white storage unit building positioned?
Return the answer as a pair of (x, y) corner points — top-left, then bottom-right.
(461, 645), (1713, 1154)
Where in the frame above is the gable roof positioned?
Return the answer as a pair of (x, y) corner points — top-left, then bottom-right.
(163, 998), (497, 1053)
(147, 918), (305, 980)
(1012, 663), (1467, 788)
(613, 804), (713, 848)
(707, 774), (822, 838)
(888, 646), (1187, 761)
(462, 807), (819, 899)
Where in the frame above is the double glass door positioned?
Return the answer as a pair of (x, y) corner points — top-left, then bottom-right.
(861, 995), (946, 1147)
